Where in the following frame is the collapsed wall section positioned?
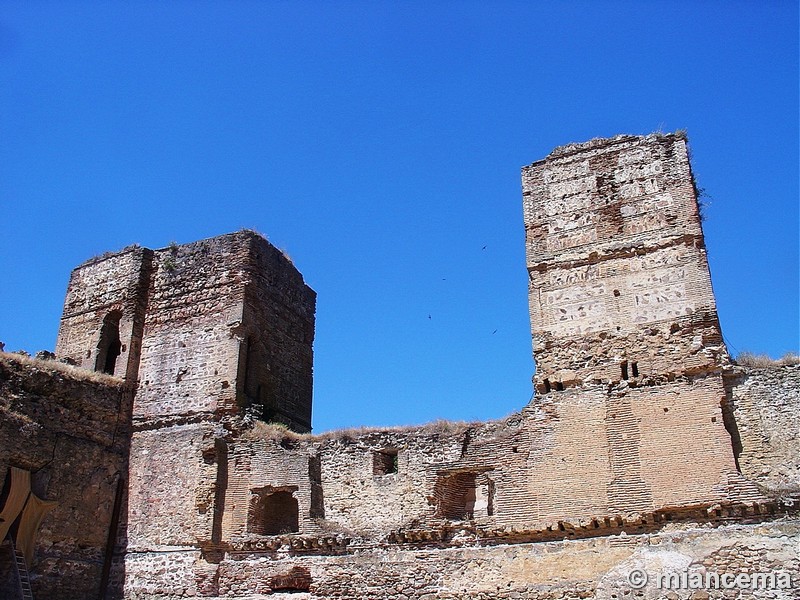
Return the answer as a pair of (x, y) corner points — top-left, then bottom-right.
(0, 353), (131, 600)
(724, 364), (800, 495)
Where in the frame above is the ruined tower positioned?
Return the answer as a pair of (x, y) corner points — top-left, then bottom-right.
(55, 230), (316, 433)
(4, 135), (796, 600)
(522, 132), (729, 393)
(54, 231), (316, 592)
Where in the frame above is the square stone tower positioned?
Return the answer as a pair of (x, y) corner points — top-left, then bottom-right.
(55, 231), (316, 574)
(55, 230), (316, 432)
(522, 133), (729, 393)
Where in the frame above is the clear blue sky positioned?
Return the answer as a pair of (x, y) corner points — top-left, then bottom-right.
(1, 1), (797, 432)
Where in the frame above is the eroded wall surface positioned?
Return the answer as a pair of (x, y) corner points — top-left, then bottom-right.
(0, 354), (130, 600)
(726, 365), (800, 494)
(1, 356), (796, 599)
(122, 232), (316, 598)
(121, 517), (799, 599)
(2, 134), (798, 599)
(55, 246), (152, 383)
(522, 133), (727, 391)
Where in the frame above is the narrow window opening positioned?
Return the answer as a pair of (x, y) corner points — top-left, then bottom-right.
(543, 378), (552, 393)
(631, 362), (639, 377)
(486, 479), (495, 517)
(555, 381), (564, 391)
(95, 311), (122, 375)
(373, 450), (398, 476)
(621, 361), (629, 380)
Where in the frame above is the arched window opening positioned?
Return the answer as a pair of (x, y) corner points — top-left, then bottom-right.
(96, 312), (122, 375)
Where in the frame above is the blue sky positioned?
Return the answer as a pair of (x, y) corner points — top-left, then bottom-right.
(1, 1), (797, 432)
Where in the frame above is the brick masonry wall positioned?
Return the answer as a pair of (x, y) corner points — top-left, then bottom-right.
(134, 235), (249, 421)
(0, 353), (131, 600)
(220, 373), (753, 552)
(124, 232), (317, 595)
(2, 354), (792, 599)
(3, 133), (798, 599)
(240, 235), (316, 433)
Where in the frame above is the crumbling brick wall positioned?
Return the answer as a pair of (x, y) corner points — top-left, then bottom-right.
(3, 133), (798, 600)
(150, 518), (796, 599)
(121, 232), (315, 595)
(55, 245), (152, 383)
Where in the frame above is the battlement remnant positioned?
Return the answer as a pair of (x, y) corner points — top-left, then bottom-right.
(522, 133), (728, 394)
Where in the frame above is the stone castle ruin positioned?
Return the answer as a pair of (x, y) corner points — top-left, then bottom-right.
(0, 132), (798, 599)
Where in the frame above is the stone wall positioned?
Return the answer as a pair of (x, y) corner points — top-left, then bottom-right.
(2, 134), (798, 599)
(241, 236), (316, 433)
(212, 370), (761, 551)
(2, 354), (795, 600)
(55, 231), (316, 431)
(0, 353), (131, 600)
(122, 232), (316, 599)
(725, 364), (800, 495)
(122, 518), (798, 599)
(1, 352), (796, 599)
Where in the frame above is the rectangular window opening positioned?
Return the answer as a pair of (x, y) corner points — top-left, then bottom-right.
(621, 361), (629, 380)
(631, 362), (639, 377)
(247, 487), (299, 535)
(435, 472), (478, 520)
(373, 450), (398, 476)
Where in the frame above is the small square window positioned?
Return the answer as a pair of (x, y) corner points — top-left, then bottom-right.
(373, 450), (398, 476)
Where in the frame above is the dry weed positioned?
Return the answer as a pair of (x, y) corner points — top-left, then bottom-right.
(736, 351), (800, 368)
(0, 351), (122, 385)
